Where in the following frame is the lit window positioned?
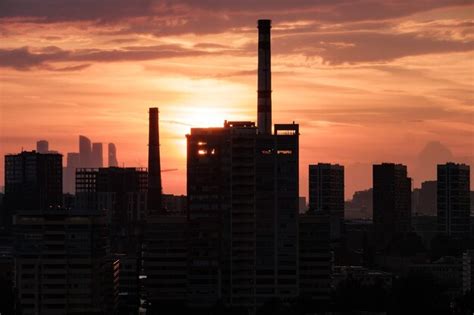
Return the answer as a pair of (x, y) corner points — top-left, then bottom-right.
(198, 149), (207, 155)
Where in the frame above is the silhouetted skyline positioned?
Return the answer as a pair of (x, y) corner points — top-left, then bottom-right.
(1, 2), (473, 199)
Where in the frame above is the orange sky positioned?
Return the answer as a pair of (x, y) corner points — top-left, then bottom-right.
(0, 1), (473, 199)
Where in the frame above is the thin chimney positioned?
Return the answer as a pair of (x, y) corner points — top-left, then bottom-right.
(148, 107), (162, 213)
(257, 19), (272, 135)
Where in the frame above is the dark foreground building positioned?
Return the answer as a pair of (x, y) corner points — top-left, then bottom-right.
(437, 163), (471, 239)
(373, 163), (412, 249)
(186, 19), (299, 311)
(14, 210), (118, 314)
(4, 151), (62, 228)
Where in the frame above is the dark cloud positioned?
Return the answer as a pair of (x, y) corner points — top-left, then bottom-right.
(0, 44), (213, 70)
(274, 31), (474, 64)
(0, 0), (471, 27)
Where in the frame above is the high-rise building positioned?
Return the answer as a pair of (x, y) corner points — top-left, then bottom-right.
(143, 215), (187, 313)
(14, 209), (118, 314)
(373, 163), (412, 248)
(308, 163), (344, 240)
(75, 167), (148, 252)
(79, 135), (92, 167)
(186, 19), (299, 310)
(298, 213), (331, 303)
(416, 180), (437, 216)
(437, 163), (470, 239)
(63, 152), (80, 194)
(115, 253), (140, 315)
(4, 151), (63, 226)
(36, 140), (49, 153)
(108, 143), (119, 167)
(91, 142), (103, 168)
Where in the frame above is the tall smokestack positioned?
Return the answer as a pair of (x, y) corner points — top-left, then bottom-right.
(148, 107), (162, 214)
(257, 19), (272, 135)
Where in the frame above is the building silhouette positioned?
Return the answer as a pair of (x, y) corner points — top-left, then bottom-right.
(79, 135), (92, 167)
(298, 213), (331, 303)
(4, 151), (62, 225)
(108, 143), (119, 167)
(437, 163), (470, 239)
(373, 163), (412, 248)
(309, 163), (344, 240)
(63, 152), (80, 194)
(75, 167), (148, 252)
(186, 19), (299, 310)
(36, 140), (49, 153)
(414, 180), (437, 216)
(14, 209), (118, 314)
(92, 142), (104, 168)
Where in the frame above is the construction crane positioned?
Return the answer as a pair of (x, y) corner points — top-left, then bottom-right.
(161, 168), (178, 173)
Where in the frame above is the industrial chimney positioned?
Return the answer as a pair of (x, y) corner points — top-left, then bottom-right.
(257, 19), (272, 135)
(148, 107), (162, 214)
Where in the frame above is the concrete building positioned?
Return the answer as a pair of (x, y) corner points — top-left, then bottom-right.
(332, 266), (392, 290)
(75, 167), (148, 252)
(437, 163), (470, 239)
(162, 194), (187, 214)
(299, 214), (331, 303)
(14, 210), (118, 315)
(143, 215), (187, 312)
(115, 253), (140, 315)
(345, 189), (373, 220)
(4, 151), (63, 229)
(373, 163), (412, 248)
(418, 180), (437, 216)
(462, 250), (474, 294)
(186, 19), (299, 310)
(63, 152), (80, 194)
(309, 163), (344, 240)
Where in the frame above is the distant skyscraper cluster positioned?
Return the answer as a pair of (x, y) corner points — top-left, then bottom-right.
(63, 136), (119, 193)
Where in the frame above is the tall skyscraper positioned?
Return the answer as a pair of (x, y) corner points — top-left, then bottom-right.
(373, 163), (412, 248)
(91, 142), (103, 168)
(108, 143), (119, 167)
(79, 135), (92, 167)
(308, 163), (344, 240)
(36, 140), (49, 153)
(437, 163), (470, 239)
(4, 151), (62, 223)
(186, 19), (299, 310)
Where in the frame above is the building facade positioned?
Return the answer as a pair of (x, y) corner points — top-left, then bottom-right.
(14, 210), (117, 314)
(373, 163), (412, 248)
(437, 163), (470, 239)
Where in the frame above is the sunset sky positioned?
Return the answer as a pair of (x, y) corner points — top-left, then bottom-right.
(0, 0), (473, 199)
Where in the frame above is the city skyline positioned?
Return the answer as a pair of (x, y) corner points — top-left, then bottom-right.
(1, 10), (473, 313)
(1, 1), (473, 199)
